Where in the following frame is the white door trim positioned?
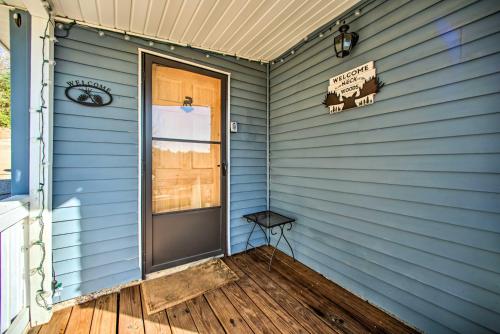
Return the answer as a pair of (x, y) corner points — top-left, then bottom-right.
(137, 48), (232, 275)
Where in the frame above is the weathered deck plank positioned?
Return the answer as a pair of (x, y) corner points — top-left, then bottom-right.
(38, 308), (72, 334)
(224, 257), (309, 334)
(248, 250), (370, 334)
(186, 295), (225, 334)
(31, 248), (417, 334)
(89, 293), (117, 334)
(231, 253), (339, 334)
(166, 302), (199, 334)
(259, 246), (419, 334)
(143, 309), (171, 334)
(65, 300), (95, 334)
(27, 326), (42, 334)
(119, 285), (145, 334)
(221, 282), (282, 334)
(204, 289), (254, 334)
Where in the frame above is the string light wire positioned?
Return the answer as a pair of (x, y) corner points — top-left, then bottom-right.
(32, 9), (57, 311)
(53, 17), (262, 63)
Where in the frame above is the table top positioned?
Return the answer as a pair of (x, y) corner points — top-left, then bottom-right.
(243, 210), (295, 228)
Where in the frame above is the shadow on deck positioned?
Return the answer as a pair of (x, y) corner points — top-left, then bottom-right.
(29, 246), (419, 334)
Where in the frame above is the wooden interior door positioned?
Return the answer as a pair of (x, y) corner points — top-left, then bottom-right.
(143, 55), (227, 274)
(152, 65), (222, 213)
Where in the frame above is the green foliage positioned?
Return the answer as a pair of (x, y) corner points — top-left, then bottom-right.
(0, 72), (10, 128)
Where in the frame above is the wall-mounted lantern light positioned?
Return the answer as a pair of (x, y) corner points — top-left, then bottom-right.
(334, 24), (358, 58)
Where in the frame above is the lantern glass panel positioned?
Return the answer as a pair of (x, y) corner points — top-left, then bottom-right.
(334, 35), (343, 55)
(343, 33), (352, 50)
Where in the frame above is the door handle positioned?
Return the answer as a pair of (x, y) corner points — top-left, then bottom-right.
(221, 162), (227, 176)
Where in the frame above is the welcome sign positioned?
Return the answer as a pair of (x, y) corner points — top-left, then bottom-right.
(65, 80), (113, 107)
(323, 61), (383, 114)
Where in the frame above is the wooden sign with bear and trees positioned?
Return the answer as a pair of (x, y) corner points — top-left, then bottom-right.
(323, 61), (384, 114)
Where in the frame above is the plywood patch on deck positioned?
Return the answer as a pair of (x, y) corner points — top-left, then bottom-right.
(141, 259), (238, 315)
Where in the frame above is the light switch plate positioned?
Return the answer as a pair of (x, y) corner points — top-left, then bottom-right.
(230, 121), (238, 133)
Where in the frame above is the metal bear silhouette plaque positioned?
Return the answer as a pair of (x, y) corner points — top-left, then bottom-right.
(323, 61), (383, 114)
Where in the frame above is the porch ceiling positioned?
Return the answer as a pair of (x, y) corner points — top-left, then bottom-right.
(7, 0), (359, 62)
(0, 6), (9, 50)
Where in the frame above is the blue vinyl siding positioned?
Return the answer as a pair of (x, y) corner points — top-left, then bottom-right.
(269, 0), (500, 333)
(52, 26), (267, 302)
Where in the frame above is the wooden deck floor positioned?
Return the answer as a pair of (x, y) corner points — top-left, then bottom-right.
(29, 246), (418, 334)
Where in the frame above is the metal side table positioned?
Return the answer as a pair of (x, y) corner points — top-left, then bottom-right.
(243, 210), (295, 270)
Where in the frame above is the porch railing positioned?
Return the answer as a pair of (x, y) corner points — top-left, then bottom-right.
(0, 195), (30, 334)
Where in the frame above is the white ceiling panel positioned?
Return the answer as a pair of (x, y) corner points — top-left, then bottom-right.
(44, 0), (360, 61)
(96, 0), (115, 27)
(261, 0), (353, 59)
(157, 0), (184, 38)
(52, 0), (82, 21)
(231, 0), (298, 53)
(78, 0), (99, 25)
(220, 0), (277, 51)
(143, 0), (167, 36)
(190, 0), (233, 45)
(250, 0), (334, 58)
(179, 0), (217, 42)
(0, 6), (9, 51)
(209, 0), (253, 50)
(3, 0), (25, 9)
(115, 0), (132, 31)
(168, 0), (201, 42)
(201, 0), (246, 48)
(130, 0), (150, 33)
(241, 0), (313, 57)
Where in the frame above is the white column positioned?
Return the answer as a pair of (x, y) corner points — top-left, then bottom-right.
(26, 4), (54, 325)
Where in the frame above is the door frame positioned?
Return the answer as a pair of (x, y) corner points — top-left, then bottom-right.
(137, 48), (232, 278)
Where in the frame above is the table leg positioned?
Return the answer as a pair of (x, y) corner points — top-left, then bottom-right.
(268, 222), (294, 270)
(268, 225), (283, 271)
(282, 222), (295, 262)
(245, 221), (257, 253)
(257, 224), (270, 245)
